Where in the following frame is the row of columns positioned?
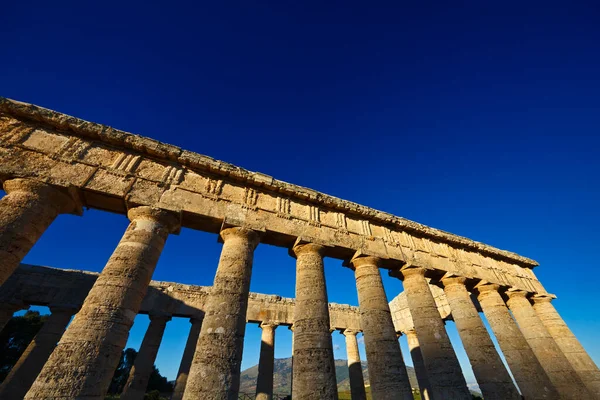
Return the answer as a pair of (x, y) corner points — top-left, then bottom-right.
(1, 177), (599, 399)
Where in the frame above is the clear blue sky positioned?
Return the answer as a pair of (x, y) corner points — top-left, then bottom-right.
(3, 0), (600, 388)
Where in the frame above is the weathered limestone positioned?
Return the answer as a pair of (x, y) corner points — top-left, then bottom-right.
(532, 296), (600, 398)
(396, 267), (471, 399)
(171, 317), (203, 400)
(405, 329), (431, 400)
(25, 206), (180, 399)
(121, 313), (172, 400)
(256, 322), (277, 400)
(441, 276), (521, 400)
(349, 255), (413, 400)
(291, 241), (338, 400)
(0, 179), (79, 286)
(183, 227), (260, 400)
(506, 289), (592, 399)
(0, 301), (27, 333)
(0, 305), (77, 400)
(342, 329), (367, 400)
(474, 283), (558, 399)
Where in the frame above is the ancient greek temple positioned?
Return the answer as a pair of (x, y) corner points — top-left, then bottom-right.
(0, 97), (598, 400)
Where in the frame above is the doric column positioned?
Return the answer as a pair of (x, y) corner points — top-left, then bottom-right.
(395, 267), (471, 399)
(349, 255), (412, 400)
(474, 283), (558, 399)
(290, 241), (338, 400)
(405, 329), (431, 400)
(441, 276), (521, 400)
(183, 227), (260, 400)
(506, 289), (592, 399)
(121, 313), (172, 400)
(0, 305), (77, 400)
(256, 322), (277, 400)
(532, 296), (600, 397)
(171, 316), (203, 400)
(0, 301), (28, 333)
(342, 329), (367, 400)
(0, 179), (80, 286)
(25, 206), (180, 399)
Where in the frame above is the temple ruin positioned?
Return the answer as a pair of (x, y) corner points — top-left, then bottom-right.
(0, 97), (598, 399)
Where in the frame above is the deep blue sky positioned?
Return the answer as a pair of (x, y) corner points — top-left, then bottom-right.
(3, 0), (600, 387)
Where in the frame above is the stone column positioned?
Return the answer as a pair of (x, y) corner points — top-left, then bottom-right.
(441, 276), (521, 400)
(183, 227), (260, 400)
(0, 179), (80, 286)
(121, 313), (172, 400)
(171, 316), (203, 400)
(342, 329), (367, 400)
(0, 305), (77, 400)
(405, 329), (431, 400)
(256, 322), (277, 400)
(349, 255), (413, 400)
(25, 206), (180, 399)
(290, 241), (338, 400)
(532, 296), (600, 397)
(396, 267), (471, 399)
(0, 302), (28, 333)
(506, 289), (592, 399)
(474, 283), (558, 399)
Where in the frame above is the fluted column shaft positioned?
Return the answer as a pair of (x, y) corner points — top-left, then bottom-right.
(532, 296), (600, 398)
(183, 227), (260, 400)
(442, 277), (520, 400)
(256, 323), (277, 400)
(0, 179), (79, 286)
(350, 256), (412, 400)
(398, 267), (471, 399)
(0, 306), (77, 400)
(506, 290), (592, 399)
(171, 317), (203, 400)
(290, 242), (338, 400)
(475, 284), (558, 399)
(25, 206), (180, 399)
(343, 329), (366, 400)
(121, 314), (172, 400)
(405, 329), (431, 400)
(0, 302), (28, 333)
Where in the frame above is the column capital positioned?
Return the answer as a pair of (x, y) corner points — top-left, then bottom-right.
(148, 312), (172, 323)
(3, 178), (82, 215)
(506, 289), (529, 299)
(218, 226), (260, 249)
(290, 240), (325, 258)
(347, 254), (382, 271)
(288, 324), (295, 332)
(441, 275), (467, 288)
(473, 281), (501, 295)
(259, 321), (278, 330)
(190, 314), (204, 325)
(48, 304), (79, 316)
(342, 328), (360, 337)
(127, 206), (181, 234)
(390, 266), (426, 280)
(531, 295), (554, 304)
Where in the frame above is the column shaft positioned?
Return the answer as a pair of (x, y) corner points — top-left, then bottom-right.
(0, 179), (78, 286)
(533, 296), (600, 398)
(405, 329), (431, 400)
(183, 227), (260, 400)
(25, 206), (179, 399)
(121, 314), (171, 400)
(171, 317), (203, 400)
(506, 290), (592, 399)
(291, 242), (338, 400)
(350, 256), (412, 400)
(0, 306), (76, 400)
(442, 277), (521, 400)
(399, 267), (471, 399)
(0, 302), (27, 333)
(475, 284), (558, 399)
(256, 323), (277, 400)
(343, 329), (366, 400)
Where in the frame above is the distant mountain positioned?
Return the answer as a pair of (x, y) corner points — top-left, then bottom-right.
(239, 357), (418, 396)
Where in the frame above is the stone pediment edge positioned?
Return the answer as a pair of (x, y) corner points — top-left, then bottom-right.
(0, 97), (538, 267)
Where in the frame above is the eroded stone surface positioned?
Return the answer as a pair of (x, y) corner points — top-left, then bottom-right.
(342, 329), (367, 400)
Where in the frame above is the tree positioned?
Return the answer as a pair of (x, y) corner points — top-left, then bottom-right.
(107, 348), (173, 395)
(0, 311), (48, 382)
